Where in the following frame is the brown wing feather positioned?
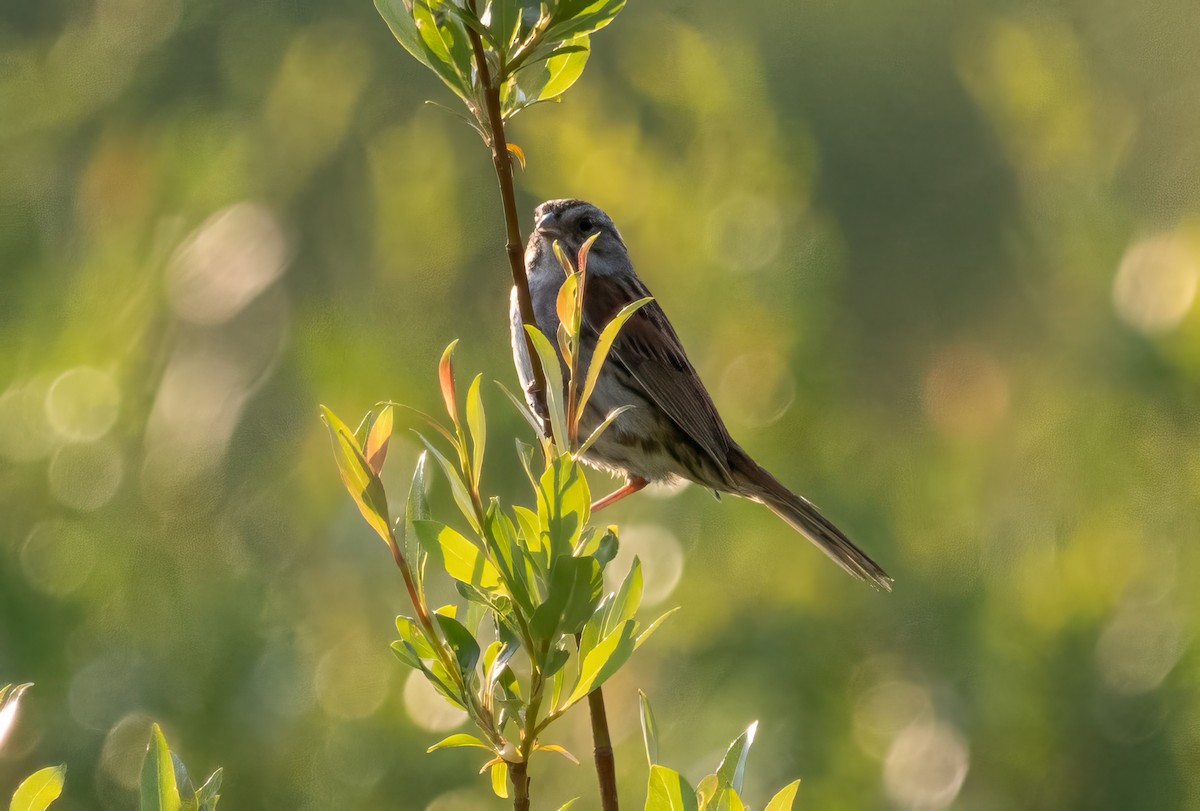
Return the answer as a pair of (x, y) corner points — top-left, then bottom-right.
(581, 272), (734, 478)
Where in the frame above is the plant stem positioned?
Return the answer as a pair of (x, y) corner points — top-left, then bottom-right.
(587, 686), (620, 811)
(464, 2), (548, 422)
(509, 760), (531, 811)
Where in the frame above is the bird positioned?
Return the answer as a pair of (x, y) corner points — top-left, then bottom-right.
(510, 199), (891, 590)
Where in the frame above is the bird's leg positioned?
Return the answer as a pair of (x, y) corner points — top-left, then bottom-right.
(591, 476), (649, 513)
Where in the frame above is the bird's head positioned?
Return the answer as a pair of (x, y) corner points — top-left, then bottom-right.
(529, 199), (626, 270)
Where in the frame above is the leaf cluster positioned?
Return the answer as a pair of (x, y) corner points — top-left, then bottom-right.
(638, 693), (801, 811)
(375, 0), (625, 136)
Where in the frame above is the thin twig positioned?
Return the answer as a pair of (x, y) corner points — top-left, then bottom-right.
(464, 0), (548, 423)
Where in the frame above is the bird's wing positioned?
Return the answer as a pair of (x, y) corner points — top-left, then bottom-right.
(581, 271), (734, 477)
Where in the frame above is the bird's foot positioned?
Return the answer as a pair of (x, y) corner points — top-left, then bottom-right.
(591, 476), (648, 512)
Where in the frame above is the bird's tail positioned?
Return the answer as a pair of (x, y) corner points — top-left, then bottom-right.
(732, 453), (892, 591)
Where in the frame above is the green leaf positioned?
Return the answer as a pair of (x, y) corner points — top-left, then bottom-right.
(713, 789), (746, 811)
(715, 722), (758, 796)
(495, 381), (543, 437)
(396, 616), (437, 659)
(321, 406), (391, 543)
(576, 297), (652, 424)
(537, 454), (590, 558)
(563, 619), (636, 708)
(555, 800), (580, 811)
(414, 519), (500, 589)
(549, 0), (626, 40)
(140, 724), (182, 811)
(530, 555), (602, 641)
(436, 613), (481, 674)
(638, 690), (659, 767)
(605, 556), (643, 637)
(763, 780), (801, 811)
(411, 1), (473, 102)
(427, 733), (491, 753)
(636, 607), (679, 650)
(414, 433), (481, 532)
(645, 765), (698, 811)
(375, 0), (435, 70)
(195, 769), (222, 811)
(364, 404), (393, 476)
(538, 36), (591, 100)
(403, 451), (432, 588)
(524, 325), (568, 449)
(390, 640), (424, 671)
(466, 374), (486, 487)
(576, 405), (634, 457)
(490, 761), (509, 799)
(695, 774), (719, 810)
(9, 765), (66, 811)
(171, 753), (195, 811)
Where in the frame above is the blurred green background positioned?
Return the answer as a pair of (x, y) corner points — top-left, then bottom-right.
(3, 0), (1200, 808)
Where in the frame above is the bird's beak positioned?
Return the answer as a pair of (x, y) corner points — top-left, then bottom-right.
(535, 210), (562, 238)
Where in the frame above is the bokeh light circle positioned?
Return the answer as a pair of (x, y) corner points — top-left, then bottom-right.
(45, 366), (120, 442)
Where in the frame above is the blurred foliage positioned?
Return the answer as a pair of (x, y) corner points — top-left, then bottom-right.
(2, 0), (1200, 809)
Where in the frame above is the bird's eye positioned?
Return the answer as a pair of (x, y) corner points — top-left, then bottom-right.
(579, 216), (595, 232)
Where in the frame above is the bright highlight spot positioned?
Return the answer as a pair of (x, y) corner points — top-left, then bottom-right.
(168, 202), (290, 325)
(884, 720), (970, 810)
(1112, 233), (1198, 334)
(45, 366), (120, 442)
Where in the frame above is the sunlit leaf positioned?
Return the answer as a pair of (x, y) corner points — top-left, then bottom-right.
(413, 520), (501, 589)
(576, 405), (634, 457)
(195, 769), (222, 811)
(495, 381), (543, 436)
(438, 340), (460, 426)
(466, 374), (486, 486)
(427, 733), (491, 753)
(576, 296), (652, 424)
(534, 743), (580, 765)
(411, 1), (473, 102)
(635, 607), (679, 650)
(490, 760), (509, 799)
(563, 619), (636, 708)
(140, 724), (182, 811)
(556, 272), (579, 335)
(549, 0), (626, 40)
(0, 682), (33, 752)
(403, 452), (432, 586)
(365, 404), (393, 476)
(9, 765), (66, 811)
(638, 689), (659, 767)
(414, 433), (481, 532)
(507, 143), (526, 170)
(763, 780), (801, 811)
(537, 454), (590, 558)
(713, 788), (746, 811)
(555, 800), (580, 811)
(604, 556), (642, 637)
(320, 406), (391, 543)
(715, 722), (758, 796)
(396, 616), (437, 659)
(695, 774), (719, 810)
(645, 764), (698, 811)
(524, 325), (568, 449)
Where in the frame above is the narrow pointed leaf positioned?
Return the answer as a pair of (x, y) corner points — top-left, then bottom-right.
(577, 296), (652, 421)
(195, 769), (222, 811)
(140, 724), (182, 811)
(638, 690), (659, 767)
(365, 405), (393, 476)
(716, 722), (758, 795)
(636, 607), (679, 650)
(438, 340), (460, 425)
(564, 620), (636, 708)
(576, 405), (634, 457)
(524, 325), (567, 449)
(320, 406), (391, 543)
(466, 374), (486, 486)
(490, 761), (509, 799)
(414, 433), (481, 532)
(534, 744), (580, 765)
(427, 733), (491, 753)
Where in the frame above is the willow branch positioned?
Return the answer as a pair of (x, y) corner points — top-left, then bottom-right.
(464, 2), (548, 422)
